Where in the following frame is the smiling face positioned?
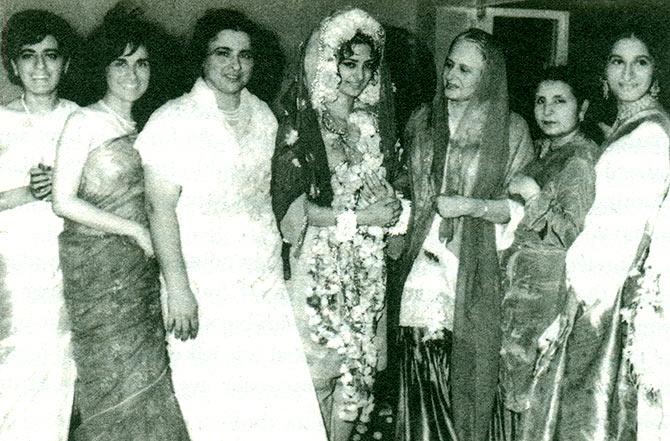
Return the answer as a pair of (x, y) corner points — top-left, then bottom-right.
(442, 39), (485, 102)
(104, 44), (150, 107)
(202, 29), (254, 101)
(11, 35), (67, 97)
(337, 43), (375, 100)
(534, 80), (586, 139)
(606, 36), (654, 103)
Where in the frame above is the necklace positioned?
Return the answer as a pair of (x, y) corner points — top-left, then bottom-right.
(98, 100), (136, 132)
(615, 94), (657, 129)
(321, 110), (348, 136)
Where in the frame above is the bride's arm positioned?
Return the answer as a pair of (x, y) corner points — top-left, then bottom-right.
(52, 112), (151, 254)
(144, 165), (198, 341)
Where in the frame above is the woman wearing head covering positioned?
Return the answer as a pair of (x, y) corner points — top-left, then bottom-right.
(498, 66), (598, 441)
(51, 6), (189, 440)
(395, 28), (533, 441)
(271, 8), (405, 441)
(0, 10), (79, 440)
(557, 31), (670, 441)
(136, 8), (327, 441)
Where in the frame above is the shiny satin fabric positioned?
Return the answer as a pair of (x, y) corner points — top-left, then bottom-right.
(396, 327), (517, 441)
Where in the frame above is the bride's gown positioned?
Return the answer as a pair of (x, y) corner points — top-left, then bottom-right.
(136, 80), (327, 441)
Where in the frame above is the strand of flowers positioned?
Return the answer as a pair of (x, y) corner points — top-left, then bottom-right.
(620, 265), (665, 405)
(305, 110), (387, 422)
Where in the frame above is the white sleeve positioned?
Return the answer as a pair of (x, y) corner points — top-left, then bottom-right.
(134, 108), (182, 186)
(495, 199), (524, 251)
(566, 122), (670, 308)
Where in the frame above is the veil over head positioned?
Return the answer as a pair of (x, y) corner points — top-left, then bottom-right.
(272, 8), (397, 222)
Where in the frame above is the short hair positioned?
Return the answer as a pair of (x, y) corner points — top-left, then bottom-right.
(2, 9), (77, 85)
(535, 65), (589, 105)
(337, 31), (382, 71)
(190, 9), (261, 73)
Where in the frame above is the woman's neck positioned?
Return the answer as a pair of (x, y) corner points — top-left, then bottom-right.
(548, 127), (580, 148)
(101, 94), (134, 121)
(447, 99), (469, 131)
(327, 94), (355, 121)
(616, 93), (656, 123)
(22, 91), (59, 113)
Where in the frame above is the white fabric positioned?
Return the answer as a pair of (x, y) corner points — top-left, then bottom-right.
(399, 199), (523, 331)
(566, 122), (670, 324)
(135, 79), (327, 441)
(0, 100), (78, 441)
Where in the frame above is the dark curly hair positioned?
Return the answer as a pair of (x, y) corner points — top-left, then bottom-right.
(2, 9), (77, 86)
(337, 31), (382, 71)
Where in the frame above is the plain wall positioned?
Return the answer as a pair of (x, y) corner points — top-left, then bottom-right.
(0, 0), (419, 103)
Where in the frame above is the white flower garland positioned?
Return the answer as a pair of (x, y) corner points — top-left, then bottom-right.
(305, 110), (387, 422)
(308, 9), (384, 113)
(621, 265), (666, 406)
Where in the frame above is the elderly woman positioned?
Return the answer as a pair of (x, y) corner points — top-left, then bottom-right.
(0, 10), (79, 440)
(51, 6), (189, 440)
(271, 8), (405, 441)
(395, 28), (533, 441)
(557, 31), (670, 441)
(499, 66), (598, 441)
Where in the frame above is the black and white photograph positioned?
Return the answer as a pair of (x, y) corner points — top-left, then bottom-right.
(1, 0), (669, 440)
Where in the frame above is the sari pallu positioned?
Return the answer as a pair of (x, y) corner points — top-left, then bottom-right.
(556, 103), (670, 441)
(58, 133), (189, 441)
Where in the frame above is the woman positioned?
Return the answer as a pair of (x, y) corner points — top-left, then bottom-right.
(499, 66), (598, 441)
(0, 10), (78, 440)
(51, 7), (189, 440)
(135, 9), (327, 441)
(271, 8), (405, 441)
(395, 28), (533, 441)
(557, 32), (670, 441)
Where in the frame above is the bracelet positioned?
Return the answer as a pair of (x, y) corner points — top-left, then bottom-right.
(481, 201), (489, 217)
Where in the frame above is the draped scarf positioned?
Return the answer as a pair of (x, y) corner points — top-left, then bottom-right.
(402, 29), (513, 441)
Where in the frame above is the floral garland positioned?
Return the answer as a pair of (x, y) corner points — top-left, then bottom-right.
(307, 8), (385, 113)
(303, 110), (387, 422)
(621, 264), (666, 406)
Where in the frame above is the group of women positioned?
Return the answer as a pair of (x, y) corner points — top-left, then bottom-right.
(0, 3), (668, 441)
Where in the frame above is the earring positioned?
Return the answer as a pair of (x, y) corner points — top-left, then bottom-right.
(650, 80), (660, 99)
(602, 79), (609, 99)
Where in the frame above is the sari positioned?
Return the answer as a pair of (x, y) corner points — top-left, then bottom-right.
(499, 130), (598, 441)
(59, 107), (188, 440)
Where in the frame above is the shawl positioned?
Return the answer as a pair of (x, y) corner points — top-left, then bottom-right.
(401, 29), (528, 441)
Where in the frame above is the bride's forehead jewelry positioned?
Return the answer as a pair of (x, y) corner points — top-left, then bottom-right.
(307, 9), (385, 113)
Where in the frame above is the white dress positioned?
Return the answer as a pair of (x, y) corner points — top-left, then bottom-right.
(136, 79), (327, 441)
(0, 100), (79, 441)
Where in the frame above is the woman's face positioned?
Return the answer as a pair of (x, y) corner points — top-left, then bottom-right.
(337, 43), (375, 99)
(443, 39), (484, 102)
(534, 80), (585, 139)
(11, 35), (67, 97)
(606, 37), (654, 103)
(105, 44), (150, 106)
(202, 30), (254, 98)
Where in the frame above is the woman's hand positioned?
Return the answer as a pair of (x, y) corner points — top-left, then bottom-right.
(166, 287), (199, 341)
(359, 197), (402, 227)
(360, 172), (395, 205)
(435, 195), (475, 218)
(509, 175), (541, 202)
(132, 226), (155, 257)
(29, 164), (53, 200)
